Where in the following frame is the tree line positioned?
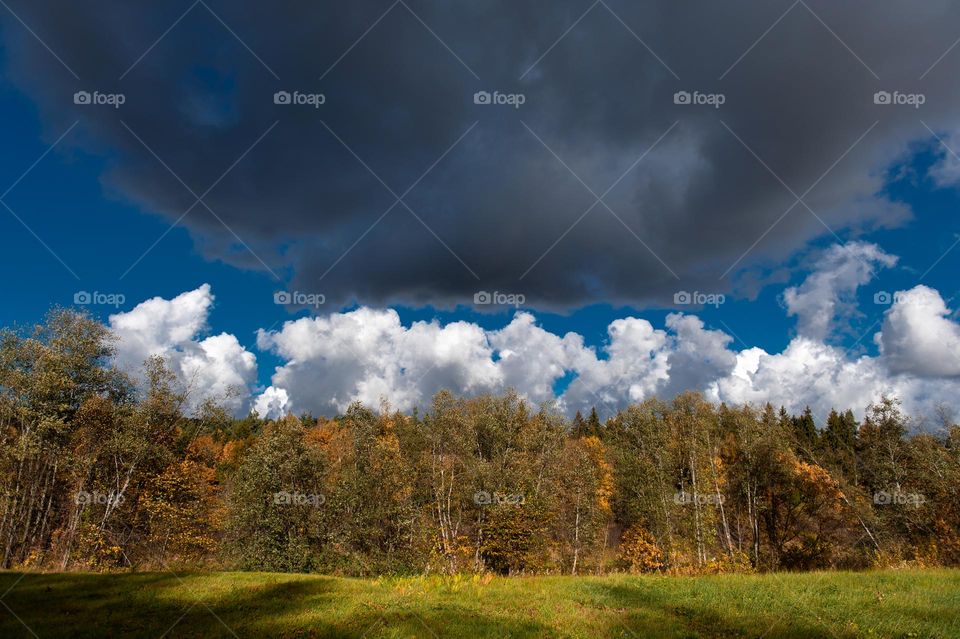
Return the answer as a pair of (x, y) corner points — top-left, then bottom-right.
(1, 309), (958, 575)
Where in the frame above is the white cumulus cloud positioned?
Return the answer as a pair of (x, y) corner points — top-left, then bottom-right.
(256, 307), (501, 415)
(253, 386), (290, 420)
(783, 242), (897, 340)
(876, 285), (960, 377)
(109, 284), (257, 414)
(114, 243), (960, 428)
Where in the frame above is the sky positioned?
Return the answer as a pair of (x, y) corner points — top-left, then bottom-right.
(0, 0), (958, 427)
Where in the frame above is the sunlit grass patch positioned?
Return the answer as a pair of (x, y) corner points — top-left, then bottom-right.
(0, 568), (957, 638)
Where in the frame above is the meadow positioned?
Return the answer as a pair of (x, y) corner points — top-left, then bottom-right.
(0, 568), (957, 638)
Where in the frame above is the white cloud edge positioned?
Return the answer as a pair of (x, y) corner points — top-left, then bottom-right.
(106, 242), (960, 427)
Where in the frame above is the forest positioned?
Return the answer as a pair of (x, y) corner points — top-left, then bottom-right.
(1, 309), (958, 576)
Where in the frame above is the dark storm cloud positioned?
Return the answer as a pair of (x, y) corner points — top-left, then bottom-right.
(3, 0), (959, 308)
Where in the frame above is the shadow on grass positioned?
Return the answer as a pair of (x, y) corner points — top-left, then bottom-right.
(1, 571), (953, 638)
(0, 572), (555, 638)
(592, 579), (848, 639)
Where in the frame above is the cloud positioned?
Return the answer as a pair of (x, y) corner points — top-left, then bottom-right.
(712, 252), (960, 420)
(929, 130), (960, 187)
(83, 242), (960, 426)
(560, 318), (671, 414)
(713, 326), (960, 425)
(255, 242), (960, 426)
(253, 386), (290, 420)
(782, 242), (897, 340)
(487, 312), (591, 404)
(661, 313), (738, 399)
(255, 307), (502, 415)
(713, 337), (890, 419)
(7, 1), (957, 308)
(876, 285), (960, 377)
(109, 284), (257, 414)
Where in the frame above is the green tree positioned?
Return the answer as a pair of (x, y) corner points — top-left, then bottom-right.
(224, 416), (325, 572)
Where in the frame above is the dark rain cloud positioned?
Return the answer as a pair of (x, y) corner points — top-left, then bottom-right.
(2, 0), (958, 309)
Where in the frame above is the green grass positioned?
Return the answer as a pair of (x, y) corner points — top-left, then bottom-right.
(0, 569), (957, 638)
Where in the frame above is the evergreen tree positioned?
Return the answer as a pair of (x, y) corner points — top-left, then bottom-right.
(791, 407), (819, 460)
(586, 407), (602, 437)
(822, 409), (858, 482)
(571, 410), (588, 438)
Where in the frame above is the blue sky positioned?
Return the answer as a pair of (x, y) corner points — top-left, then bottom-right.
(2, 1), (960, 422)
(3, 65), (956, 392)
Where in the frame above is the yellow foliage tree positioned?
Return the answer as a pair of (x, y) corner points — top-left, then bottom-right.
(618, 526), (664, 573)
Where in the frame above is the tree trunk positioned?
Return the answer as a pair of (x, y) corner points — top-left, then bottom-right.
(571, 489), (581, 575)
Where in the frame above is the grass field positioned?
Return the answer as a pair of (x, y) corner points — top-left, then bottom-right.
(0, 569), (957, 638)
